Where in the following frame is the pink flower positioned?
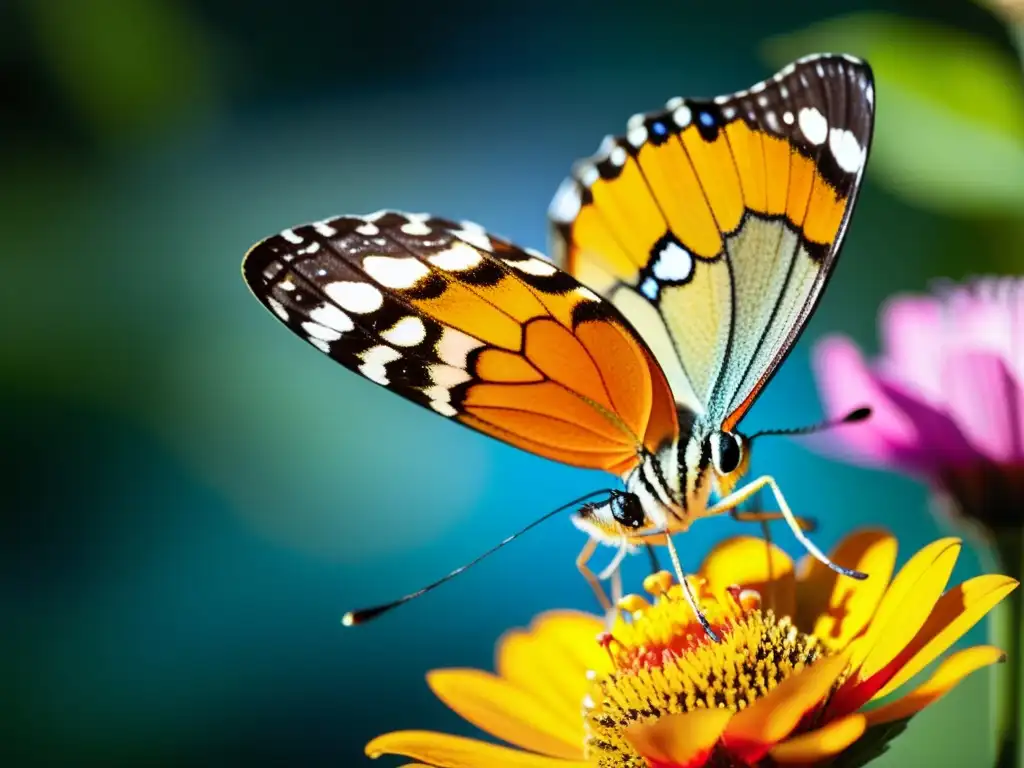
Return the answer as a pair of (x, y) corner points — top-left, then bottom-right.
(809, 278), (1024, 534)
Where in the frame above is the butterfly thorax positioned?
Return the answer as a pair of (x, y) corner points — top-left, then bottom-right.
(572, 424), (750, 544)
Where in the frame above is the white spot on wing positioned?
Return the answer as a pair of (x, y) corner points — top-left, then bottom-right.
(428, 364), (471, 388)
(829, 127), (864, 173)
(428, 241), (483, 271)
(626, 125), (647, 148)
(665, 96), (683, 109)
(549, 178), (582, 223)
(651, 241), (693, 281)
(314, 221), (337, 237)
(436, 326), (483, 368)
(400, 219), (432, 236)
(640, 277), (659, 300)
(506, 257), (557, 276)
(783, 111), (794, 125)
(430, 401), (458, 417)
(298, 242), (320, 255)
(324, 281), (383, 314)
(356, 222), (379, 236)
(673, 105), (692, 128)
(302, 321), (341, 342)
(610, 145), (628, 166)
(424, 365), (470, 417)
(281, 229), (302, 244)
(358, 345), (402, 386)
(362, 255), (430, 289)
(453, 221), (493, 252)
(579, 164), (599, 187)
(268, 298), (289, 321)
(309, 303), (354, 333)
(381, 316), (427, 347)
(574, 286), (600, 302)
(798, 107), (827, 145)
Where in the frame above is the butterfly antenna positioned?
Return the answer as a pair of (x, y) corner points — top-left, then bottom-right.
(750, 406), (871, 440)
(342, 489), (616, 627)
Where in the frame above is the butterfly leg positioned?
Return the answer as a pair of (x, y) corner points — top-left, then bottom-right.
(598, 541), (630, 581)
(645, 543), (662, 575)
(576, 537), (613, 616)
(709, 476), (867, 580)
(664, 535), (720, 642)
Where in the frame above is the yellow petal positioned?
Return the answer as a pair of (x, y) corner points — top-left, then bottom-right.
(769, 714), (867, 764)
(624, 708), (733, 768)
(724, 654), (849, 762)
(700, 535), (796, 619)
(871, 574), (1018, 700)
(366, 730), (588, 768)
(524, 611), (609, 676)
(865, 645), (1006, 725)
(844, 538), (961, 684)
(795, 529), (897, 648)
(427, 669), (583, 760)
(496, 627), (590, 734)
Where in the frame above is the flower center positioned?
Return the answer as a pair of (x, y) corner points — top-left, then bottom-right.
(583, 574), (824, 768)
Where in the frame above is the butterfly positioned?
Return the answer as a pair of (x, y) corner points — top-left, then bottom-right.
(242, 53), (875, 633)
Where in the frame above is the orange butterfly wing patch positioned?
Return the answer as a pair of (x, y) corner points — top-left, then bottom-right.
(242, 212), (678, 476)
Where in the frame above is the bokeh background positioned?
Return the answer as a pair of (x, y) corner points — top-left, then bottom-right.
(4, 0), (1023, 766)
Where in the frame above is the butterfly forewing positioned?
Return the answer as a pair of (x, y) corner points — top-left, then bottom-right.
(549, 53), (875, 431)
(242, 212), (678, 476)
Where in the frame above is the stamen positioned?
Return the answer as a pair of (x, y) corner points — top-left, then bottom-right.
(587, 597), (828, 768)
(642, 569), (674, 597)
(596, 631), (621, 665)
(616, 594), (649, 615)
(726, 585), (763, 612)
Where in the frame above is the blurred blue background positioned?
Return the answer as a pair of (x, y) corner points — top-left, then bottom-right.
(3, 0), (1022, 765)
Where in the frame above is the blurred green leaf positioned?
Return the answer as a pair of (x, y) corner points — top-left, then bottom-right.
(764, 13), (1024, 216)
(833, 718), (912, 768)
(21, 0), (217, 143)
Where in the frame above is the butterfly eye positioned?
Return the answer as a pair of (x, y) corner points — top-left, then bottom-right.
(610, 492), (646, 529)
(709, 431), (743, 475)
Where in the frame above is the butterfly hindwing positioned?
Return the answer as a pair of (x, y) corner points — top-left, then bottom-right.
(243, 211), (678, 476)
(549, 53), (875, 431)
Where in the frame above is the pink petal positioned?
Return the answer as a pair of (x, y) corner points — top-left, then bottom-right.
(944, 281), (1015, 363)
(874, 375), (982, 469)
(943, 350), (1024, 462)
(878, 294), (943, 402)
(809, 336), (918, 468)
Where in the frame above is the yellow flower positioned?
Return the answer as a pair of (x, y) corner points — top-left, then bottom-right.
(366, 531), (1017, 767)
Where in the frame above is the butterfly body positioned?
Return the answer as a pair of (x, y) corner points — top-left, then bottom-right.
(242, 53), (875, 623)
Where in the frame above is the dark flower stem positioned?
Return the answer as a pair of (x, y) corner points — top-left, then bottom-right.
(992, 527), (1023, 768)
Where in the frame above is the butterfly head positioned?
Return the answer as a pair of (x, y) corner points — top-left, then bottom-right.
(571, 490), (663, 543)
(706, 429), (751, 498)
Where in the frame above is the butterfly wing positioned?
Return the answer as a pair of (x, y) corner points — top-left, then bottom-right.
(548, 54), (875, 431)
(243, 211), (678, 476)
